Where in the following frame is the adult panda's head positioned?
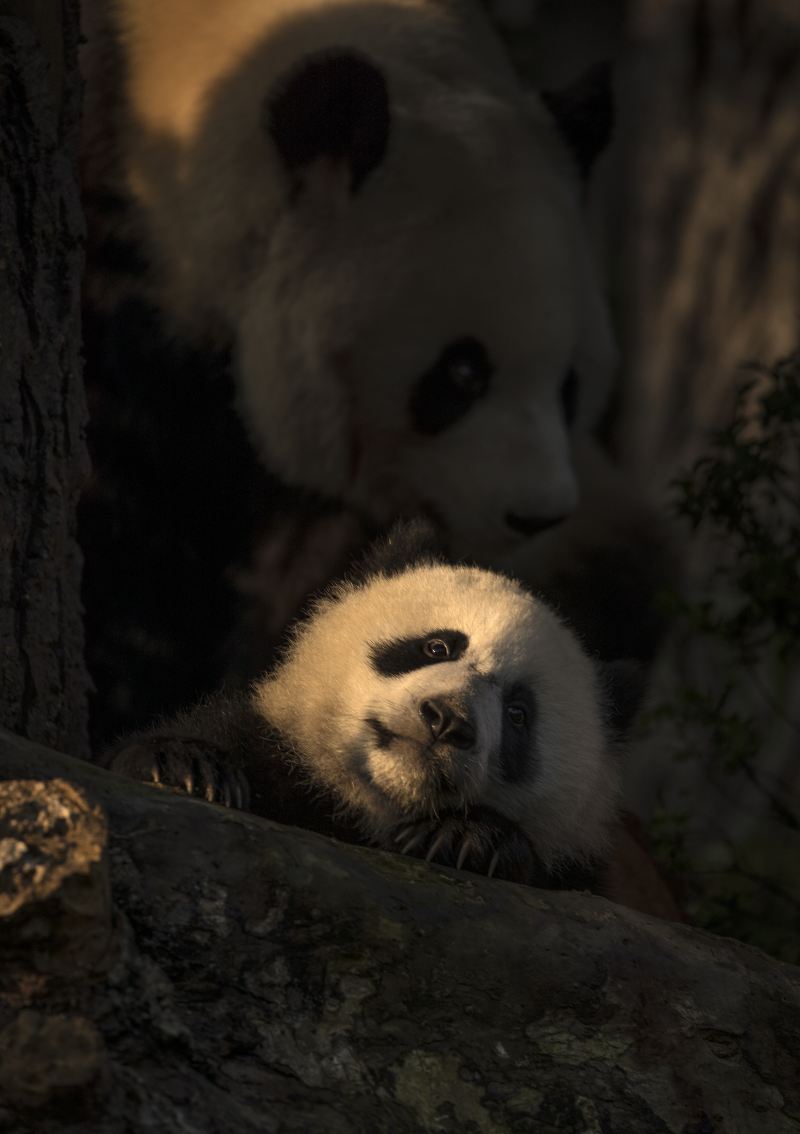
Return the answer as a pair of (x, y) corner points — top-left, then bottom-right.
(256, 522), (624, 869)
(235, 45), (617, 558)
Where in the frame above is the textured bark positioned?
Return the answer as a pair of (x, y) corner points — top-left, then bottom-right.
(0, 1), (88, 758)
(2, 728), (799, 1134)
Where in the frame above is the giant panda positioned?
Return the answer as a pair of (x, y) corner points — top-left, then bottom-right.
(80, 0), (617, 558)
(105, 523), (641, 891)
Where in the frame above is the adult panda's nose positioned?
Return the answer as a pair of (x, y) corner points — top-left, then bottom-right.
(505, 511), (567, 537)
(419, 698), (475, 749)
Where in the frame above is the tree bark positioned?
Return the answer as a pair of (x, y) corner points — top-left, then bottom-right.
(2, 728), (799, 1134)
(0, 1), (88, 757)
(618, 0), (800, 480)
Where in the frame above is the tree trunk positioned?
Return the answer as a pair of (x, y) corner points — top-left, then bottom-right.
(0, 1), (88, 757)
(611, 0), (800, 890)
(619, 0), (800, 480)
(2, 728), (799, 1134)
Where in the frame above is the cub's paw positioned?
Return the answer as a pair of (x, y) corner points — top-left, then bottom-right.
(107, 737), (250, 809)
(392, 806), (539, 884)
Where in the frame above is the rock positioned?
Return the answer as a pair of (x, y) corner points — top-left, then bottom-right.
(0, 778), (113, 975)
(1, 727), (799, 1134)
(0, 1011), (109, 1113)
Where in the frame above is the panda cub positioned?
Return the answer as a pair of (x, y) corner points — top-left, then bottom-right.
(107, 525), (624, 887)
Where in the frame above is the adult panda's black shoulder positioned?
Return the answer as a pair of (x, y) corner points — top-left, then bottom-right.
(105, 523), (635, 889)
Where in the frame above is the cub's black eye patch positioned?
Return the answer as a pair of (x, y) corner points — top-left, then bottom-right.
(560, 367), (579, 426)
(369, 629), (468, 677)
(410, 337), (493, 435)
(499, 683), (536, 782)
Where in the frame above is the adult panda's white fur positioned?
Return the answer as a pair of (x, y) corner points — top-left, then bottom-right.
(106, 524), (622, 880)
(81, 0), (617, 556)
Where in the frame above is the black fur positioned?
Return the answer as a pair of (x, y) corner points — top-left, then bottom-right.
(79, 298), (275, 748)
(499, 684), (537, 782)
(541, 63), (614, 179)
(505, 512), (567, 537)
(369, 629), (469, 676)
(265, 49), (390, 194)
(560, 367), (579, 426)
(103, 690), (363, 843)
(409, 337), (493, 435)
(393, 806), (597, 890)
(350, 517), (446, 582)
(601, 658), (646, 736)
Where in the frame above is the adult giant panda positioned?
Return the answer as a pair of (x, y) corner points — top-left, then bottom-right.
(81, 0), (617, 557)
(106, 523), (636, 890)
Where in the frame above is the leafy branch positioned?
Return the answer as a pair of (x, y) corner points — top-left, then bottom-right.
(644, 354), (800, 958)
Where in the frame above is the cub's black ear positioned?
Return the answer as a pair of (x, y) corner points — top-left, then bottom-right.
(601, 657), (646, 737)
(264, 49), (390, 195)
(541, 62), (614, 179)
(353, 518), (446, 582)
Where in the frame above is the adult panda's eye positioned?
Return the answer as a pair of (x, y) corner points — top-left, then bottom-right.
(560, 367), (579, 426)
(447, 353), (488, 398)
(410, 337), (493, 435)
(506, 704), (527, 728)
(423, 638), (450, 659)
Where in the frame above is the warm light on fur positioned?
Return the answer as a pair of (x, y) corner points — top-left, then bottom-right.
(257, 560), (619, 866)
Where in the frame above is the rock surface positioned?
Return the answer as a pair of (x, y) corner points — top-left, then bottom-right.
(1, 727), (799, 1134)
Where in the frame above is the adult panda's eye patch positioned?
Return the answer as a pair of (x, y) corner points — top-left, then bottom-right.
(369, 629), (469, 676)
(409, 337), (493, 434)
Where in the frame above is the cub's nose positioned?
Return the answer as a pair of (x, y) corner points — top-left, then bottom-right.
(419, 698), (475, 749)
(505, 511), (567, 537)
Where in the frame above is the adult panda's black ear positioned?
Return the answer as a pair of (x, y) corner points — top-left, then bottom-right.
(541, 62), (614, 179)
(353, 518), (446, 582)
(601, 657), (646, 737)
(264, 49), (390, 195)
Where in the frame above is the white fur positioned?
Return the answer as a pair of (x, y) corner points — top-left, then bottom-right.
(256, 561), (619, 866)
(85, 0), (617, 554)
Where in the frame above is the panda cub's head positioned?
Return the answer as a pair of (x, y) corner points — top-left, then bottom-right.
(256, 527), (620, 868)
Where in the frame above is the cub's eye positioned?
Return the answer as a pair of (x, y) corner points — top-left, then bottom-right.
(410, 336), (493, 434)
(423, 638), (450, 659)
(506, 704), (527, 728)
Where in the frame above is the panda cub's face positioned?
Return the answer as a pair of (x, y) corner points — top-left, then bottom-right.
(257, 563), (619, 866)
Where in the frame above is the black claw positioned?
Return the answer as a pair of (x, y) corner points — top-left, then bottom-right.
(387, 807), (540, 885)
(108, 738), (252, 814)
